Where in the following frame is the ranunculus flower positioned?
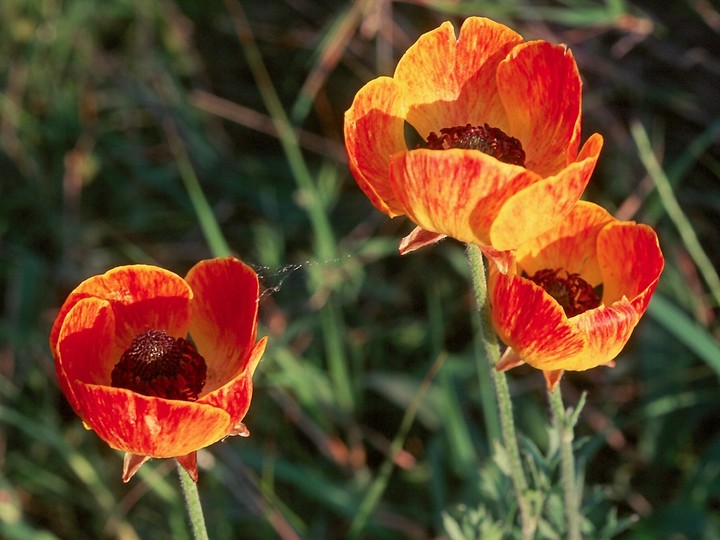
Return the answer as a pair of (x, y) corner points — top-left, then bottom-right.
(344, 16), (603, 254)
(49, 257), (266, 482)
(489, 201), (664, 389)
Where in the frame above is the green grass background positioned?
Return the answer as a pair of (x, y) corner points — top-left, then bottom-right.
(2, 0), (720, 538)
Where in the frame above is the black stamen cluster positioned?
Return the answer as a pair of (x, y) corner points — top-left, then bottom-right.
(111, 329), (207, 401)
(425, 123), (526, 166)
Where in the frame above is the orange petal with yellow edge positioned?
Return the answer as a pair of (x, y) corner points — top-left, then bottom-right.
(390, 148), (539, 246)
(395, 18), (522, 137)
(489, 133), (603, 250)
(498, 41), (582, 176)
(344, 77), (407, 216)
(185, 257), (260, 393)
(73, 383), (232, 458)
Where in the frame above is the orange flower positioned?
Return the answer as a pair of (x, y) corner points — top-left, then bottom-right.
(489, 202), (664, 389)
(49, 257), (266, 482)
(344, 17), (603, 254)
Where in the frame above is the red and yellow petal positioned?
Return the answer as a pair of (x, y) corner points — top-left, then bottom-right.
(185, 257), (261, 393)
(566, 299), (641, 370)
(597, 222), (664, 310)
(514, 200), (613, 284)
(344, 77), (407, 216)
(489, 133), (603, 251)
(390, 148), (540, 245)
(491, 273), (587, 369)
(395, 18), (523, 137)
(197, 337), (265, 429)
(73, 383), (232, 458)
(452, 18), (524, 130)
(55, 297), (117, 412)
(50, 265), (193, 358)
(497, 41), (583, 176)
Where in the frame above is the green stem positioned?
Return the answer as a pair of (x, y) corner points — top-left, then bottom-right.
(466, 244), (536, 540)
(549, 385), (581, 540)
(177, 464), (210, 540)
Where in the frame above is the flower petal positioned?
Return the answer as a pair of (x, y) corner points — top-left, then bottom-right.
(597, 222), (664, 311)
(198, 337), (266, 427)
(344, 77), (407, 216)
(55, 297), (116, 410)
(497, 41), (583, 176)
(74, 383), (232, 458)
(566, 299), (641, 370)
(395, 18), (523, 137)
(491, 273), (587, 369)
(50, 265), (192, 360)
(514, 200), (614, 285)
(185, 257), (261, 393)
(390, 148), (540, 245)
(489, 133), (603, 250)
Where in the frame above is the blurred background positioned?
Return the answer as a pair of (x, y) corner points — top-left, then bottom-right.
(2, 0), (719, 538)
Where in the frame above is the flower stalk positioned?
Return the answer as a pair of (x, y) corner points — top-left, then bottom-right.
(178, 463), (210, 540)
(549, 385), (586, 540)
(467, 244), (537, 540)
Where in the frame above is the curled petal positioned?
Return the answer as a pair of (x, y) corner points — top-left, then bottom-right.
(186, 257), (260, 393)
(391, 148), (539, 245)
(489, 134), (603, 250)
(229, 422), (250, 437)
(597, 222), (664, 311)
(498, 41), (582, 176)
(344, 77), (407, 216)
(74, 384), (232, 458)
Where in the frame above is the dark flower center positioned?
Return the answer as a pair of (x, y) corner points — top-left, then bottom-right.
(111, 329), (207, 401)
(425, 123), (526, 166)
(527, 268), (602, 318)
